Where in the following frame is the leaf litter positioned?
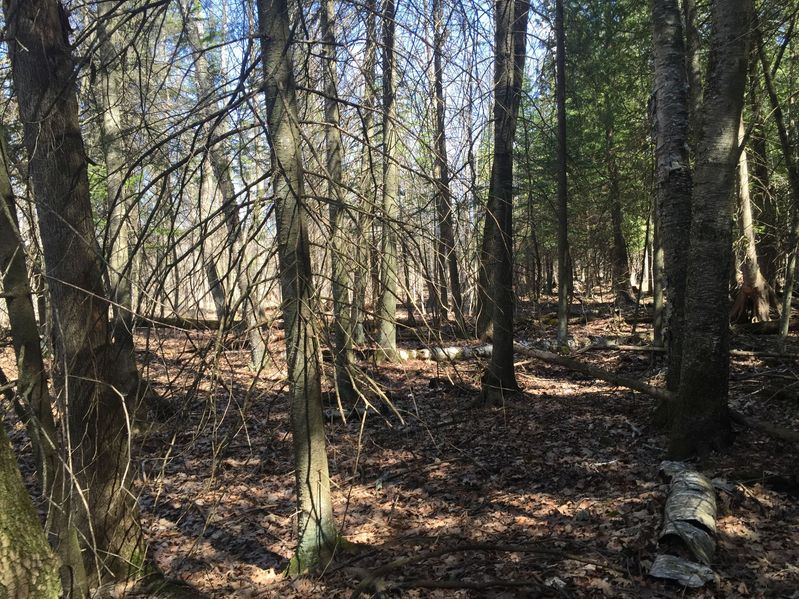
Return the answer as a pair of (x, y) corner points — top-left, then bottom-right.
(1, 299), (798, 597)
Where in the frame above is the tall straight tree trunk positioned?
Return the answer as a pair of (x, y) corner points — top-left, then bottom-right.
(432, 0), (465, 333)
(555, 0), (570, 346)
(731, 116), (776, 322)
(257, 0), (338, 572)
(756, 27), (799, 349)
(377, 0), (401, 361)
(0, 132), (88, 597)
(181, 2), (268, 368)
(480, 0), (529, 403)
(652, 200), (665, 347)
(606, 117), (631, 303)
(682, 0), (703, 143)
(671, 0), (752, 457)
(96, 2), (146, 413)
(5, 0), (146, 585)
(750, 101), (779, 285)
(0, 419), (60, 598)
(321, 0), (355, 400)
(351, 0), (378, 345)
(651, 0), (693, 394)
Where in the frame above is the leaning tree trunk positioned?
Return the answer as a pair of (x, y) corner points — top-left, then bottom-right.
(651, 0), (693, 394)
(555, 0), (570, 347)
(671, 0), (752, 458)
(0, 419), (60, 598)
(257, 0), (338, 572)
(377, 0), (402, 361)
(480, 0), (529, 403)
(5, 0), (146, 585)
(321, 0), (356, 401)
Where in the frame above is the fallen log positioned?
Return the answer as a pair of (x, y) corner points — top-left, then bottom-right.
(511, 343), (673, 402)
(135, 316), (247, 331)
(732, 319), (799, 335)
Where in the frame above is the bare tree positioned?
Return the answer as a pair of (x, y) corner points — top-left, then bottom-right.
(257, 0), (338, 572)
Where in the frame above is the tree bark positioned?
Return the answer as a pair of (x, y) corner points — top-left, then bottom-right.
(0, 131), (88, 596)
(5, 0), (146, 585)
(321, 0), (356, 400)
(555, 0), (570, 346)
(731, 116), (776, 323)
(377, 0), (401, 361)
(650, 0), (693, 394)
(0, 420), (60, 599)
(671, 0), (752, 457)
(682, 0), (703, 144)
(480, 0), (529, 403)
(351, 0), (378, 345)
(431, 0), (465, 333)
(181, 2), (268, 368)
(257, 0), (338, 571)
(756, 26), (799, 350)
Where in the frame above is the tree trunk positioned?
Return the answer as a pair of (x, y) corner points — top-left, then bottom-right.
(731, 116), (776, 323)
(480, 0), (529, 403)
(0, 420), (60, 599)
(351, 0), (378, 345)
(0, 131), (89, 597)
(257, 0), (338, 572)
(652, 199), (665, 347)
(606, 116), (632, 304)
(181, 2), (268, 368)
(671, 0), (752, 457)
(749, 98), (779, 286)
(96, 3), (147, 417)
(682, 0), (703, 144)
(651, 0), (693, 394)
(756, 25), (799, 350)
(432, 0), (465, 333)
(6, 0), (146, 585)
(555, 0), (570, 346)
(377, 0), (401, 361)
(321, 0), (355, 401)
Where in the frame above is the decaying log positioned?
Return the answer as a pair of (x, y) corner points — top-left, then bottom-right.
(649, 462), (719, 588)
(511, 343), (673, 401)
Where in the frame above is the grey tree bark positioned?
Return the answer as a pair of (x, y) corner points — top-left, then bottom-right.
(321, 0), (356, 401)
(351, 0), (379, 345)
(650, 0), (693, 394)
(731, 116), (777, 323)
(431, 0), (465, 333)
(671, 0), (752, 457)
(5, 0), (146, 585)
(377, 0), (402, 361)
(257, 0), (338, 571)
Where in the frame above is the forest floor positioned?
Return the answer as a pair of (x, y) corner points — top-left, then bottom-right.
(3, 295), (799, 598)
